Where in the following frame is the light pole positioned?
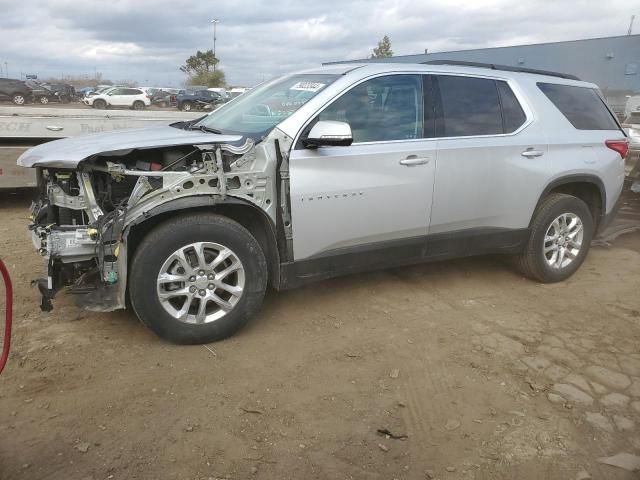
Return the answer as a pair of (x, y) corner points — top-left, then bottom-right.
(4, 62), (7, 78)
(210, 18), (220, 72)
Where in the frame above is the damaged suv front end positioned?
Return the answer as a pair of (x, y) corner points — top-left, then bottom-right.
(25, 126), (278, 312)
(19, 72), (343, 321)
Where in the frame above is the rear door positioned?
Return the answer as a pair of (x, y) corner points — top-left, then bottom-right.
(289, 74), (437, 264)
(428, 74), (548, 252)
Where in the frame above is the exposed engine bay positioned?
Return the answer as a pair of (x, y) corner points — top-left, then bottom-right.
(28, 127), (292, 312)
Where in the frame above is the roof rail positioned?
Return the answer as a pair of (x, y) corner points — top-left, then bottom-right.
(421, 60), (581, 81)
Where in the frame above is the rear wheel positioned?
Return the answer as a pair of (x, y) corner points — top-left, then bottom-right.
(181, 101), (192, 111)
(94, 99), (107, 109)
(515, 193), (593, 283)
(12, 93), (26, 105)
(129, 213), (268, 344)
(132, 100), (145, 110)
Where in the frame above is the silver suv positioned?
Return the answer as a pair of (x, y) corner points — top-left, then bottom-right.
(19, 62), (629, 344)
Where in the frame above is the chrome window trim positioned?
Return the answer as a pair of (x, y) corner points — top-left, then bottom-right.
(291, 71), (535, 149)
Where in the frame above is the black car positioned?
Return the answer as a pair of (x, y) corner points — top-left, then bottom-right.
(151, 90), (172, 107)
(47, 84), (76, 103)
(0, 78), (32, 105)
(26, 81), (58, 105)
(176, 89), (225, 111)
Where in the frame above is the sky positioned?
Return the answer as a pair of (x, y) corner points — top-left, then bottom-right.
(0, 0), (635, 87)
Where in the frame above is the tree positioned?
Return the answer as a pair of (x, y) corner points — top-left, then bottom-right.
(371, 35), (393, 59)
(180, 49), (226, 87)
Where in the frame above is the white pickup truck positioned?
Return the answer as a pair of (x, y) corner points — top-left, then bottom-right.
(0, 106), (201, 188)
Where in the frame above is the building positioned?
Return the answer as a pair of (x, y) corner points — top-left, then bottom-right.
(326, 35), (640, 115)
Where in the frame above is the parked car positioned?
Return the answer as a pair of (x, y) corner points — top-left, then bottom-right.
(76, 87), (95, 98)
(0, 78), (32, 105)
(207, 87), (230, 101)
(176, 89), (225, 111)
(83, 87), (150, 110)
(625, 95), (640, 118)
(18, 63), (628, 344)
(25, 81), (59, 105)
(47, 84), (76, 103)
(150, 90), (172, 107)
(229, 87), (248, 99)
(622, 112), (640, 159)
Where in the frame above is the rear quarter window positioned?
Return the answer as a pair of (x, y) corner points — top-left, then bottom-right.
(497, 81), (527, 133)
(537, 83), (619, 130)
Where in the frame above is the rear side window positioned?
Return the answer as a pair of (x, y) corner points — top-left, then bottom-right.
(434, 76), (503, 136)
(537, 83), (619, 130)
(497, 81), (526, 133)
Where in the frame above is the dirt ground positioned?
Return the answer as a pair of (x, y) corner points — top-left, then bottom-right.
(1, 185), (639, 480)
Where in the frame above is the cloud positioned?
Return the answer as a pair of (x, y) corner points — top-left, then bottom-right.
(0, 0), (633, 87)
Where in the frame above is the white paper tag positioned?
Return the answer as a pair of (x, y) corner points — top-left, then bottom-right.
(290, 82), (325, 93)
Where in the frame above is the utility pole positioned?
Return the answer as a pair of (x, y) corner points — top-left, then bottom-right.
(210, 18), (220, 72)
(629, 15), (636, 35)
(4, 62), (8, 78)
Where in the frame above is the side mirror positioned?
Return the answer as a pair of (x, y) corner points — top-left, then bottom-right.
(303, 120), (353, 148)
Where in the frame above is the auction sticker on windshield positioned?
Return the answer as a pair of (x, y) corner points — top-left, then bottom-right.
(290, 82), (326, 92)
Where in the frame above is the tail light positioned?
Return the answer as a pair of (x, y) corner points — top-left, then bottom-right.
(605, 139), (629, 159)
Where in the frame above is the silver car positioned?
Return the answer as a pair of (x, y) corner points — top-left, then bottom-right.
(622, 112), (640, 174)
(18, 63), (628, 344)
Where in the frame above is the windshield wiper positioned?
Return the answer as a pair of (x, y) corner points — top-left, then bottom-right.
(190, 124), (222, 134)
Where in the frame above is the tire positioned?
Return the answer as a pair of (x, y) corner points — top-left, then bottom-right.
(12, 93), (26, 105)
(94, 99), (107, 109)
(39, 96), (49, 104)
(132, 100), (145, 110)
(515, 193), (594, 283)
(180, 101), (192, 111)
(129, 213), (268, 344)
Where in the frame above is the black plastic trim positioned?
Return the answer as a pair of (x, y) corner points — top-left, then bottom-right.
(536, 174), (607, 224)
(279, 227), (530, 289)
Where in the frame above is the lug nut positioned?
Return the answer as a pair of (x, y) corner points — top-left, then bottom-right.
(189, 276), (196, 282)
(189, 286), (197, 293)
(198, 270), (205, 276)
(208, 284), (215, 290)
(207, 273), (215, 280)
(199, 290), (206, 296)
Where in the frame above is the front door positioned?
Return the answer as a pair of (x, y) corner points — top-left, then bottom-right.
(289, 74), (436, 266)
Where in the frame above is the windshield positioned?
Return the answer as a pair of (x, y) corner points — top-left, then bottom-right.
(194, 74), (338, 140)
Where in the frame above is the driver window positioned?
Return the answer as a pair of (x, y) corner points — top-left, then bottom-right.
(318, 75), (423, 143)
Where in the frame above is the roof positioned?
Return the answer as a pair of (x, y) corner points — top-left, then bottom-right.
(296, 63), (595, 86)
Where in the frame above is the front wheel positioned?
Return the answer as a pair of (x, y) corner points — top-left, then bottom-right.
(129, 213), (268, 344)
(180, 101), (192, 111)
(93, 99), (107, 109)
(515, 193), (594, 283)
(39, 96), (49, 104)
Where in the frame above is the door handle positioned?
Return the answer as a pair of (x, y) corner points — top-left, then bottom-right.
(521, 148), (544, 158)
(46, 125), (64, 132)
(399, 156), (430, 166)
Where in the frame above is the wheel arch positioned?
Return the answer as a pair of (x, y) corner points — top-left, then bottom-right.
(125, 195), (281, 289)
(533, 174), (606, 228)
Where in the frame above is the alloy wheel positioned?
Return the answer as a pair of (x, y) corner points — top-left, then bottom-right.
(543, 213), (584, 269)
(156, 242), (245, 324)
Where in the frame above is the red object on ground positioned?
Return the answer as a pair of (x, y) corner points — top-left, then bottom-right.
(0, 258), (12, 375)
